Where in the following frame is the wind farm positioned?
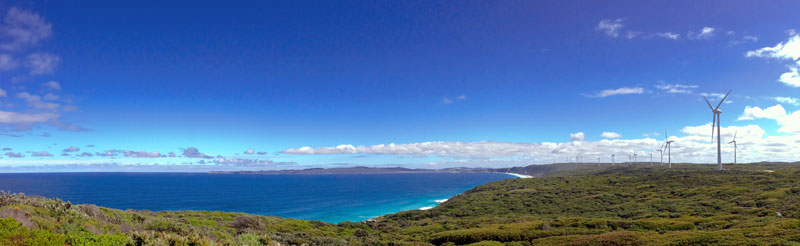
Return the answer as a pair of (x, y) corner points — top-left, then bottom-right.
(565, 90), (741, 169)
(0, 2), (798, 245)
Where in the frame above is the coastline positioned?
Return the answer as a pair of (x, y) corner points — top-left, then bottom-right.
(369, 172), (530, 221)
(418, 173), (529, 211)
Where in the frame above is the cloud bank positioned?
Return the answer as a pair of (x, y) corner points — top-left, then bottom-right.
(281, 123), (800, 164)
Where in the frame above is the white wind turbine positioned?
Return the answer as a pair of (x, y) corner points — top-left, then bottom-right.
(611, 154), (615, 165)
(704, 90), (732, 171)
(728, 130), (738, 164)
(656, 142), (664, 165)
(664, 130), (674, 168)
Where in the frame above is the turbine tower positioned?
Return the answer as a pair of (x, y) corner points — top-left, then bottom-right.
(728, 130), (738, 164)
(656, 142), (664, 165)
(704, 90), (732, 171)
(611, 154), (615, 165)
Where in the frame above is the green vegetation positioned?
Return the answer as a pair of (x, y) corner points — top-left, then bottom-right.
(2, 163), (800, 245)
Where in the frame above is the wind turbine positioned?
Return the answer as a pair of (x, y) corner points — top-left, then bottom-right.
(611, 154), (615, 165)
(649, 152), (653, 165)
(633, 149), (637, 164)
(728, 130), (738, 164)
(665, 130), (674, 168)
(704, 90), (732, 171)
(656, 142), (664, 165)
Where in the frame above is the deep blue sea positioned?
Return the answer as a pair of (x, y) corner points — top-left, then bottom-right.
(0, 172), (512, 223)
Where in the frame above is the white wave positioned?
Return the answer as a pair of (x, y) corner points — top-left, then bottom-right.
(435, 199), (448, 203)
(419, 206), (434, 210)
(505, 173), (533, 178)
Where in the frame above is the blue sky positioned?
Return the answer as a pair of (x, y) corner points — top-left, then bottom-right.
(1, 1), (799, 171)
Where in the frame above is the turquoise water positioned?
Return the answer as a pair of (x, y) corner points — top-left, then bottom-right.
(0, 172), (513, 223)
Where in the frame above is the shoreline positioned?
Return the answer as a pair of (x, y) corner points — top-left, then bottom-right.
(367, 173), (528, 222)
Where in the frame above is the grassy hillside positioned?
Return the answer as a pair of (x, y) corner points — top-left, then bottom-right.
(2, 163), (800, 245)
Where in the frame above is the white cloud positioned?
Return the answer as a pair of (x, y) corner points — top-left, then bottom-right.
(279, 123), (800, 164)
(738, 104), (800, 133)
(746, 35), (800, 60)
(31, 151), (53, 157)
(655, 83), (698, 94)
(63, 146), (80, 152)
(596, 19), (624, 38)
(700, 92), (726, 99)
(775, 96), (799, 106)
(26, 53), (60, 75)
(625, 31), (641, 39)
(43, 93), (58, 100)
(42, 81), (60, 90)
(443, 94), (466, 104)
(655, 32), (680, 40)
(746, 35), (800, 87)
(0, 111), (58, 124)
(601, 132), (622, 139)
(244, 149), (255, 154)
(585, 87), (644, 98)
(0, 88), (6, 97)
(0, 8), (52, 51)
(738, 104), (786, 120)
(788, 29), (798, 36)
(569, 132), (585, 141)
(778, 62), (800, 86)
(0, 54), (18, 71)
(688, 27), (715, 40)
(16, 92), (59, 110)
(779, 111), (800, 133)
(122, 150), (164, 158)
(214, 157), (276, 166)
(643, 132), (662, 137)
(728, 36), (758, 47)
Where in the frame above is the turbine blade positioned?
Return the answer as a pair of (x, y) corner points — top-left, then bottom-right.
(715, 90), (732, 110)
(703, 96), (714, 110)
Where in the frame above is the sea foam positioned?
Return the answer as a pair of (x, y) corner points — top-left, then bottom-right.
(419, 198), (449, 210)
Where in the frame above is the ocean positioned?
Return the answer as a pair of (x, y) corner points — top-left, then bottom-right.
(0, 172), (513, 223)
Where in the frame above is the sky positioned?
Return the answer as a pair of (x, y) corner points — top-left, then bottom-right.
(1, 0), (799, 172)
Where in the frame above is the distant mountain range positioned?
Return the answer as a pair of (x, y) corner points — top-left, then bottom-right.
(210, 161), (800, 176)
